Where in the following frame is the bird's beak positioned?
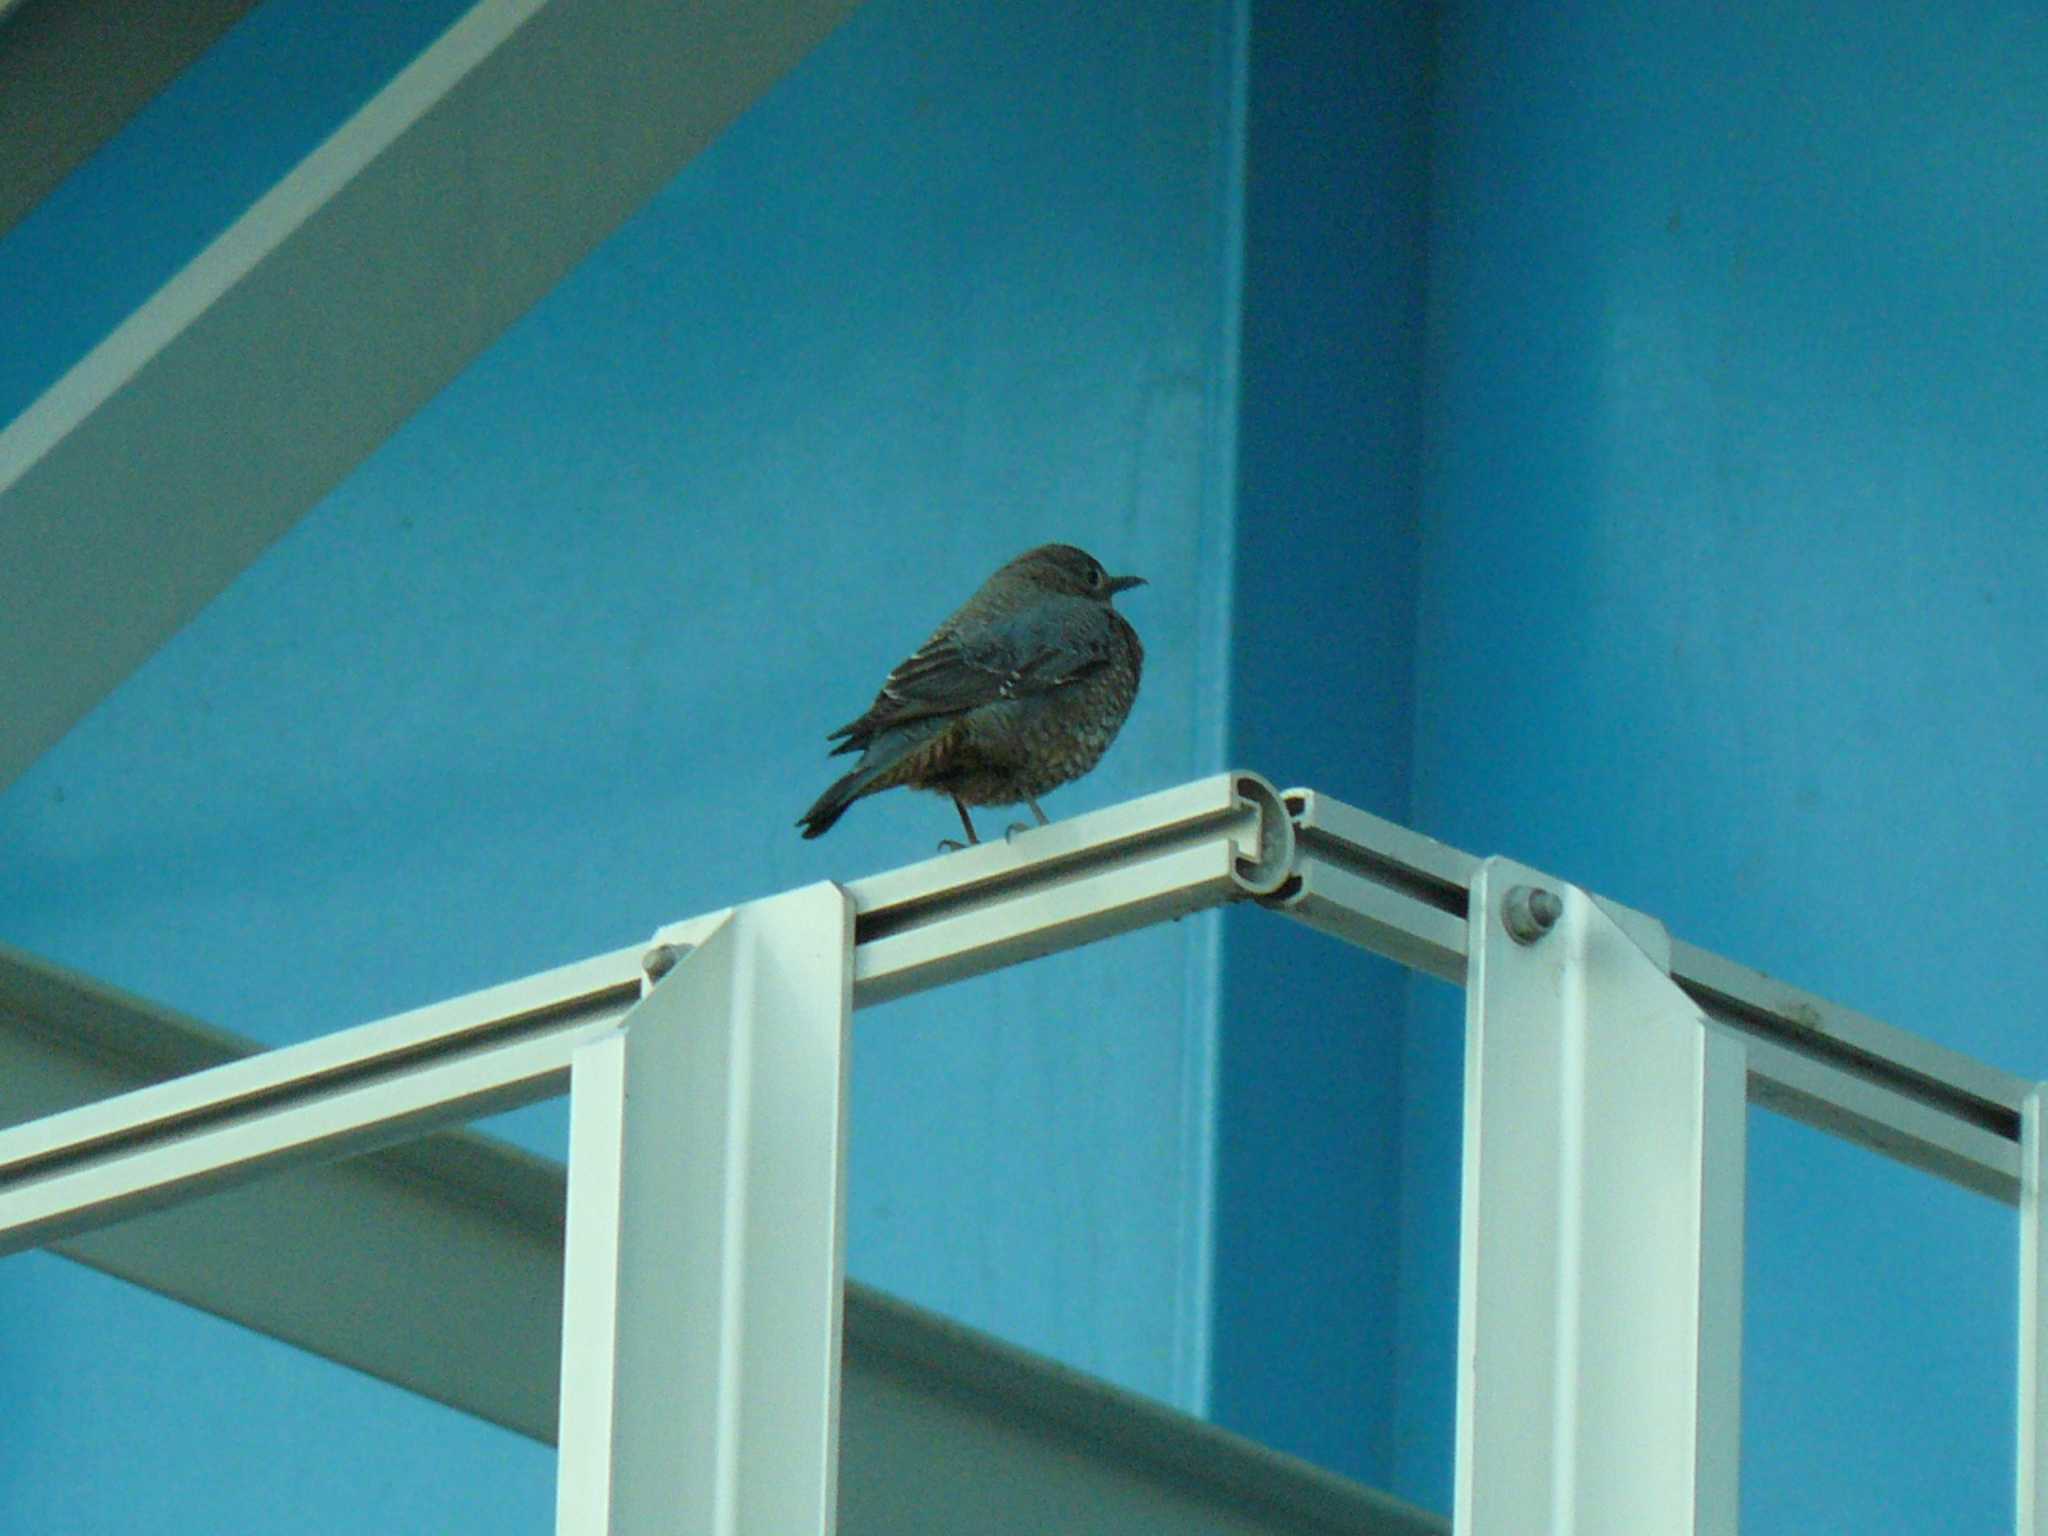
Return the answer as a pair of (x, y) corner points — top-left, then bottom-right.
(1106, 574), (1147, 596)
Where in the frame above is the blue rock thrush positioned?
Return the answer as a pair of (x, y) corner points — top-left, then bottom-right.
(798, 543), (1146, 844)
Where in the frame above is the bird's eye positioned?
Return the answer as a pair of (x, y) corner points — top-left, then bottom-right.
(1088, 566), (1104, 589)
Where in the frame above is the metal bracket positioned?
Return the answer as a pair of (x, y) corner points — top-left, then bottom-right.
(1456, 858), (1744, 1536)
(557, 883), (851, 1535)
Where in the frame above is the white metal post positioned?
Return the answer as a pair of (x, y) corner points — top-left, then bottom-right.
(555, 882), (853, 1535)
(2021, 1086), (2048, 1536)
(1454, 859), (1746, 1536)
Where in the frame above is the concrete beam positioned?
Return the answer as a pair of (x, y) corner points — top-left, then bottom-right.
(0, 0), (859, 789)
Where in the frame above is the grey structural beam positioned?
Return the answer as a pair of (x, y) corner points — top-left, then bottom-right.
(0, 0), (861, 792)
(0, 0), (264, 240)
(845, 1286), (1443, 1536)
(23, 1001), (1443, 1536)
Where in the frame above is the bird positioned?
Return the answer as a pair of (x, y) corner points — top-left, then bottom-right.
(798, 543), (1146, 845)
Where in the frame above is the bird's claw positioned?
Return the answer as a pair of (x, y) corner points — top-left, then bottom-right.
(937, 838), (968, 854)
(1003, 822), (1035, 843)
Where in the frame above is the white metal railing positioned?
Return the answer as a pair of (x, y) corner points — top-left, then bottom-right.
(0, 770), (2039, 1534)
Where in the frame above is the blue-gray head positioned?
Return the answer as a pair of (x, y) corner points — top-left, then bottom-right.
(997, 543), (1146, 602)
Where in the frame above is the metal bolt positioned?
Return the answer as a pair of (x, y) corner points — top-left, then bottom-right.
(642, 942), (691, 983)
(1502, 885), (1562, 944)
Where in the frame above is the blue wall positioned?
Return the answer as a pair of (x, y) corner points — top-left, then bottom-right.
(1212, 0), (1431, 1484)
(6, 0), (2048, 1528)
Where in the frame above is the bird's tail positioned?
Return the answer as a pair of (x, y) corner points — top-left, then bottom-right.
(796, 761), (881, 839)
(797, 719), (949, 839)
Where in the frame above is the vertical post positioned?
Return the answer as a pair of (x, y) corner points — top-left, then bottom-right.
(1454, 859), (1746, 1536)
(2021, 1086), (2048, 1536)
(555, 883), (854, 1535)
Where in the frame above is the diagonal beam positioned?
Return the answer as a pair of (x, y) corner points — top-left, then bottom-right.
(0, 0), (861, 790)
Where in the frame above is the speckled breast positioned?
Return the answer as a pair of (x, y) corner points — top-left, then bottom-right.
(951, 613), (1143, 806)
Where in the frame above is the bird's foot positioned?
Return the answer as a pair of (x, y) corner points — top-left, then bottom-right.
(937, 838), (968, 854)
(1003, 822), (1036, 843)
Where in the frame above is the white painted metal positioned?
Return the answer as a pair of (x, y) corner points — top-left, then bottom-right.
(1282, 787), (1481, 894)
(847, 770), (1293, 1005)
(557, 883), (852, 1536)
(1272, 790), (2026, 1199)
(0, 776), (2024, 1214)
(0, 937), (660, 1182)
(0, 1022), (574, 1253)
(0, 775), (1285, 1258)
(1455, 859), (1745, 1536)
(557, 1029), (630, 1519)
(1670, 939), (2027, 1122)
(0, 927), (721, 1258)
(2022, 1086), (2048, 1536)
(1277, 787), (1472, 984)
(1280, 856), (1466, 984)
(1742, 1030), (2019, 1203)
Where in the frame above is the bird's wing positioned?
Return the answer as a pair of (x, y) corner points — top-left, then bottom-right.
(829, 599), (1114, 744)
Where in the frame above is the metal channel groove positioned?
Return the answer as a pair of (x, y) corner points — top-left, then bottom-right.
(0, 767), (2036, 1509)
(1676, 966), (2021, 1141)
(0, 982), (639, 1191)
(853, 772), (1293, 941)
(845, 772), (1293, 1006)
(1283, 792), (1472, 918)
(0, 960), (645, 1192)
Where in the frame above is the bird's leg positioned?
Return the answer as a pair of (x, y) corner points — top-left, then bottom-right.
(939, 796), (981, 853)
(1004, 797), (1052, 843)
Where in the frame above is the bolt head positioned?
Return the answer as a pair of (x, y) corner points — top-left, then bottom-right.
(1503, 885), (1562, 944)
(642, 942), (687, 982)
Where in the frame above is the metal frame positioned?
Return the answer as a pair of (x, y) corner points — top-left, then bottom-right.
(557, 884), (852, 1532)
(2, 769), (2041, 1533)
(2024, 1086), (2048, 1536)
(1455, 862), (1745, 1535)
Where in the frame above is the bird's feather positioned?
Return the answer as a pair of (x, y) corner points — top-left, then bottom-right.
(827, 596), (1117, 750)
